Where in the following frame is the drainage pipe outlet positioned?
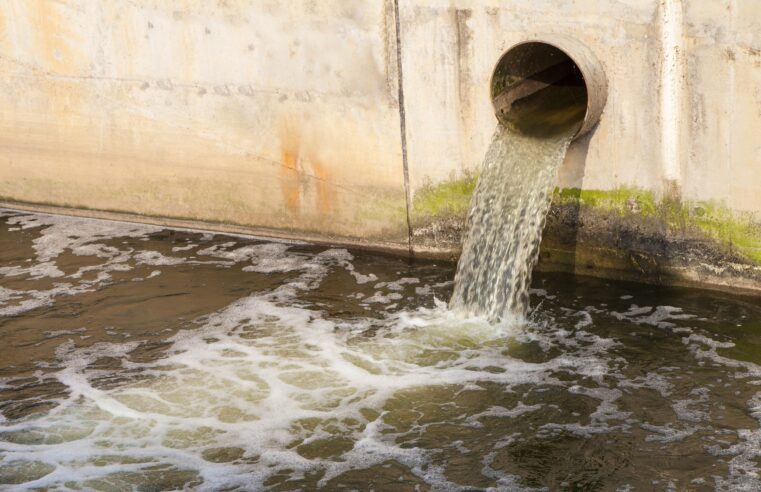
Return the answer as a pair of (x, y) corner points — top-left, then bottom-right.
(491, 35), (607, 139)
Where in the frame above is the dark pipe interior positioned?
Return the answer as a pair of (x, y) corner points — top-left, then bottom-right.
(492, 43), (588, 138)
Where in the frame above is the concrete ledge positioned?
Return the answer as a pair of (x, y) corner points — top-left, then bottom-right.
(5, 196), (761, 301)
(0, 200), (412, 259)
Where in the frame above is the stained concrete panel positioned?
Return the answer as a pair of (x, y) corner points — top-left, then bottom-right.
(0, 1), (409, 245)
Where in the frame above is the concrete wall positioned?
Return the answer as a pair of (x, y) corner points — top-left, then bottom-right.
(400, 0), (663, 249)
(0, 1), (409, 250)
(2, 1), (761, 292)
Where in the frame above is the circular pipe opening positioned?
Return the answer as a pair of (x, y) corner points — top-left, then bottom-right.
(491, 37), (607, 139)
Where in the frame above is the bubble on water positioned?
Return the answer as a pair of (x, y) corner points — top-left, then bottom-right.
(0, 242), (591, 489)
(134, 251), (185, 266)
(613, 305), (696, 329)
(5, 213), (160, 265)
(172, 243), (198, 252)
(4, 211), (761, 489)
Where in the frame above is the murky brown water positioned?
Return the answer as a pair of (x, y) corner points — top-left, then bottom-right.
(1, 209), (761, 491)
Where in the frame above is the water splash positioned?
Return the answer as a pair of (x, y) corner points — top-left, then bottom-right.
(450, 124), (575, 322)
(2, 211), (761, 490)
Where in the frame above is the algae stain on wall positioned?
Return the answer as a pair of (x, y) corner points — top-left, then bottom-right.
(408, 172), (479, 251)
(412, 172), (479, 220)
(409, 173), (761, 268)
(552, 187), (761, 264)
(692, 204), (761, 263)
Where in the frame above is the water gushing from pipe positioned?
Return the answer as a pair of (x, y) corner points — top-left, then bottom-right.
(450, 125), (576, 321)
(450, 39), (606, 322)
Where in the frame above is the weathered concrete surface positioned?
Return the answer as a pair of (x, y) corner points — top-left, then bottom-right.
(539, 190), (761, 295)
(1, 1), (761, 293)
(399, 0), (761, 293)
(0, 1), (409, 248)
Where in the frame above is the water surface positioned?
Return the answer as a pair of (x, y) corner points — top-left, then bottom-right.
(1, 210), (760, 491)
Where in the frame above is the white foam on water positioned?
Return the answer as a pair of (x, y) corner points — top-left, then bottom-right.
(5, 213), (161, 265)
(0, 283), (97, 317)
(0, 238), (630, 490)
(466, 403), (544, 428)
(618, 372), (673, 398)
(197, 242), (288, 264)
(640, 422), (698, 443)
(172, 243), (198, 252)
(414, 285), (432, 296)
(133, 251), (186, 266)
(4, 210), (761, 489)
(709, 392), (761, 491)
(0, 262), (65, 280)
(0, 212), (344, 318)
(672, 387), (710, 423)
(0, 213), (160, 316)
(374, 278), (419, 291)
(362, 292), (403, 305)
(613, 305), (696, 329)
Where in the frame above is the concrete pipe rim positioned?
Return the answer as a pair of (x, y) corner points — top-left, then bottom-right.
(490, 37), (608, 140)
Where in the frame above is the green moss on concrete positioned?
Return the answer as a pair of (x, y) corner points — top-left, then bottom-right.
(412, 172), (478, 220)
(690, 204), (761, 263)
(553, 187), (659, 217)
(554, 187), (761, 264)
(409, 176), (761, 265)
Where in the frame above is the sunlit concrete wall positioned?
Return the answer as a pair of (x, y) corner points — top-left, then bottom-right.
(2, 1), (761, 290)
(401, 0), (759, 244)
(398, 0), (663, 250)
(0, 1), (409, 249)
(399, 0), (761, 292)
(682, 2), (761, 211)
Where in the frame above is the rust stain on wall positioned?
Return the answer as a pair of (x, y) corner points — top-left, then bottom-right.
(279, 130), (336, 218)
(279, 124), (303, 216)
(28, 0), (82, 74)
(178, 17), (197, 81)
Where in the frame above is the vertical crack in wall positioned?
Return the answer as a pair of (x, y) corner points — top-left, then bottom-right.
(392, 0), (414, 256)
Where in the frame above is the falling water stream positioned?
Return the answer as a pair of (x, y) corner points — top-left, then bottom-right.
(451, 45), (588, 323)
(449, 124), (575, 321)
